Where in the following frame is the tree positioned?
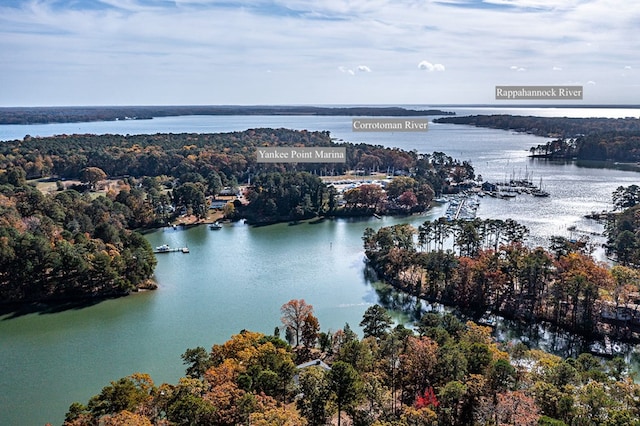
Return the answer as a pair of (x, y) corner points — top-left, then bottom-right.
(437, 381), (467, 425)
(281, 299), (314, 347)
(5, 166), (26, 186)
(81, 167), (107, 190)
(488, 359), (516, 394)
(86, 373), (155, 417)
(173, 182), (207, 218)
(386, 176), (417, 199)
(327, 361), (361, 426)
(401, 336), (439, 404)
(398, 190), (418, 210)
(613, 185), (640, 210)
(301, 313), (320, 348)
(359, 304), (393, 340)
(181, 347), (212, 379)
(101, 411), (152, 426)
(207, 170), (223, 196)
(297, 366), (330, 426)
(614, 230), (637, 265)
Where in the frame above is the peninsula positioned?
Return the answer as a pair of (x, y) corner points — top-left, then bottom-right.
(435, 114), (640, 162)
(0, 105), (454, 125)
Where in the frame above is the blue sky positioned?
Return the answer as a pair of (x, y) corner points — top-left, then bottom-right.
(0, 0), (638, 106)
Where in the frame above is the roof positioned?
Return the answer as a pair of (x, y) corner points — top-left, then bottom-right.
(296, 359), (331, 371)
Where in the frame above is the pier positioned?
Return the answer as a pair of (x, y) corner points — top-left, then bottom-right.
(153, 245), (190, 254)
(443, 193), (479, 221)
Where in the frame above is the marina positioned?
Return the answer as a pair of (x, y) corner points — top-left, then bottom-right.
(443, 193), (480, 221)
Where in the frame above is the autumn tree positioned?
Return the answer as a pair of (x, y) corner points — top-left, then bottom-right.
(82, 373), (155, 419)
(80, 166), (107, 190)
(401, 336), (439, 405)
(301, 312), (320, 348)
(281, 299), (314, 347)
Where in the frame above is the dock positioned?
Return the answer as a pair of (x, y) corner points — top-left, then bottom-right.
(443, 193), (479, 221)
(153, 245), (190, 254)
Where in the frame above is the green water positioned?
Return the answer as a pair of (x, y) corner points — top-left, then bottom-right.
(0, 212), (444, 426)
(2, 111), (640, 424)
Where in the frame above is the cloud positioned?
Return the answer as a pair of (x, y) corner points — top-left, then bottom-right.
(0, 0), (639, 104)
(339, 66), (355, 75)
(419, 61), (434, 71)
(624, 65), (632, 70)
(418, 61), (445, 71)
(552, 66), (562, 71)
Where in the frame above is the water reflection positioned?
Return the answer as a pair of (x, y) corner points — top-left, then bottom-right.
(365, 267), (639, 370)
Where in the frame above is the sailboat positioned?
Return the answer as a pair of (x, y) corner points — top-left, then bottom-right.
(531, 177), (550, 197)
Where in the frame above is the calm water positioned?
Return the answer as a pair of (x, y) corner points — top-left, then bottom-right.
(1, 108), (639, 425)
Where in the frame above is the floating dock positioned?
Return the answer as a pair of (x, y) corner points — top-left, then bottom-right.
(154, 245), (190, 254)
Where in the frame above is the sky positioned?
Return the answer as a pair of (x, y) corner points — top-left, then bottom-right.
(0, 0), (639, 106)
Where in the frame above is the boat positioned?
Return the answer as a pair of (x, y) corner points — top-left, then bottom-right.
(155, 244), (171, 253)
(181, 247), (190, 253)
(531, 188), (550, 197)
(209, 222), (222, 230)
(531, 177), (550, 197)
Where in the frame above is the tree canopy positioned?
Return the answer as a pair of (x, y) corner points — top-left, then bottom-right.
(62, 305), (640, 426)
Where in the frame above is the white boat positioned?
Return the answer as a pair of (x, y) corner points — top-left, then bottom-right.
(209, 222), (222, 230)
(155, 244), (170, 252)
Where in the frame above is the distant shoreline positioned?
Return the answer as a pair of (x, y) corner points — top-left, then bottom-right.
(0, 105), (455, 125)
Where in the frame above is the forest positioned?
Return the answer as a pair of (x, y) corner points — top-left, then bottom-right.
(0, 128), (436, 184)
(0, 128), (473, 226)
(60, 301), (640, 426)
(435, 114), (640, 162)
(605, 185), (640, 267)
(0, 129), (474, 303)
(362, 214), (640, 340)
(0, 105), (454, 125)
(0, 177), (157, 304)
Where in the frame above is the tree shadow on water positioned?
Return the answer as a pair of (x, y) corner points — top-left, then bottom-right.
(0, 294), (126, 320)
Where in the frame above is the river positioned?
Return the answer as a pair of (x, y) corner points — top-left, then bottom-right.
(1, 107), (639, 425)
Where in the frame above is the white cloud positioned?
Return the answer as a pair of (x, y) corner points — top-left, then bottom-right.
(624, 65), (632, 70)
(418, 61), (434, 71)
(418, 61), (444, 72)
(552, 66), (562, 71)
(339, 66), (355, 75)
(0, 0), (639, 104)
